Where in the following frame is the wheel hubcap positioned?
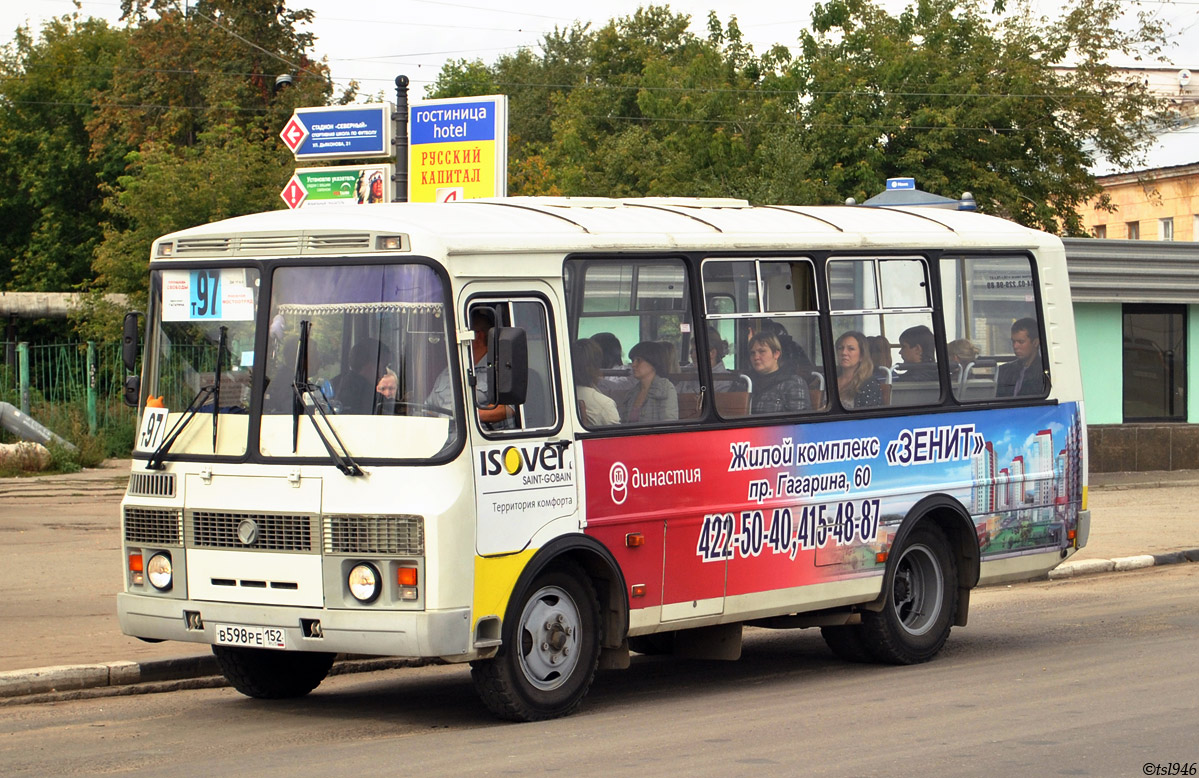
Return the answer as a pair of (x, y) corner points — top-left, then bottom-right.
(891, 543), (944, 637)
(517, 585), (582, 691)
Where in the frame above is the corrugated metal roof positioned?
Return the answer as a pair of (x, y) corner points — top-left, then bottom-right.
(1064, 238), (1199, 303)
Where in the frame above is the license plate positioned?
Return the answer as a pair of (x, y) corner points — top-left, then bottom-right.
(213, 623), (287, 650)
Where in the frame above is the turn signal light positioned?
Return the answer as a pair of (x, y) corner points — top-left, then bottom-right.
(631, 584), (647, 598)
(875, 552), (888, 564)
(397, 567), (418, 587)
(1067, 529), (1077, 541)
(128, 552), (144, 586)
(626, 533), (645, 548)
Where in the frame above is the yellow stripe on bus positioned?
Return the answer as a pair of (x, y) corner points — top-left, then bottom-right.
(473, 550), (536, 630)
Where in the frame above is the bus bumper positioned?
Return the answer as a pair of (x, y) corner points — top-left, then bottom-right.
(117, 593), (473, 660)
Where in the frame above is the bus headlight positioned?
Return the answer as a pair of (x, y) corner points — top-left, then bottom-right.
(348, 563), (380, 603)
(146, 553), (173, 591)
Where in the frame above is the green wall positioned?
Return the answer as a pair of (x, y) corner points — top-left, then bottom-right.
(1074, 303), (1122, 424)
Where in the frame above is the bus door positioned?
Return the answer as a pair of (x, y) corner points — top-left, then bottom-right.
(466, 288), (577, 556)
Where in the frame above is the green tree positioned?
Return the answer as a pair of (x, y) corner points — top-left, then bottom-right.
(791, 0), (1165, 233)
(0, 17), (130, 293)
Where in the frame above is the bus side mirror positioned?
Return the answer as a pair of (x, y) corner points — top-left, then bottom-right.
(122, 311), (142, 373)
(490, 327), (528, 406)
(123, 375), (141, 408)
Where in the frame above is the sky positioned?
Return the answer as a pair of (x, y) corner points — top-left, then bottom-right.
(2, 0), (1197, 101)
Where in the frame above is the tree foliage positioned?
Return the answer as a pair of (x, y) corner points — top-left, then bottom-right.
(0, 18), (129, 293)
(430, 0), (1166, 234)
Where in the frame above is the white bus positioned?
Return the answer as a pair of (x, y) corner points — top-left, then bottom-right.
(118, 197), (1088, 720)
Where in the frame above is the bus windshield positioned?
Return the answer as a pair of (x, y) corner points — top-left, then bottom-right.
(259, 263), (458, 461)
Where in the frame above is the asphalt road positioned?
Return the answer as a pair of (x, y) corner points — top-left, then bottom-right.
(2, 564), (1195, 778)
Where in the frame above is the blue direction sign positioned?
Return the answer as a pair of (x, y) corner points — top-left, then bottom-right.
(283, 103), (394, 161)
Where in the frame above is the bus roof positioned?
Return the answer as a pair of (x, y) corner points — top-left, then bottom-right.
(151, 197), (1060, 260)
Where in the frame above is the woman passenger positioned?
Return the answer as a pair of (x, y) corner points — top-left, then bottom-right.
(572, 339), (620, 426)
(620, 341), (678, 423)
(747, 332), (809, 414)
(836, 330), (883, 409)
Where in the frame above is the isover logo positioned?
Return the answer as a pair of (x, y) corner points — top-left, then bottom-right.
(479, 441), (572, 486)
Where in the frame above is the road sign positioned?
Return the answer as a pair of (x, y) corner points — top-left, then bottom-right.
(279, 116), (308, 154)
(290, 164), (394, 207)
(283, 103), (394, 161)
(280, 175), (308, 209)
(408, 95), (508, 202)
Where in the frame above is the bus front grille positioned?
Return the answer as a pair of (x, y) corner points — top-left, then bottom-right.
(189, 511), (316, 552)
(324, 515), (425, 555)
(124, 507), (183, 545)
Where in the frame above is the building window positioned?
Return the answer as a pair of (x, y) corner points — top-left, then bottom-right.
(1093, 225), (1107, 239)
(1123, 305), (1186, 422)
(1159, 217), (1174, 241)
(1126, 221), (1140, 240)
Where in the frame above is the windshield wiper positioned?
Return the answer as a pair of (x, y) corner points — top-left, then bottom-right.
(291, 320), (363, 477)
(212, 325), (228, 452)
(145, 384), (214, 470)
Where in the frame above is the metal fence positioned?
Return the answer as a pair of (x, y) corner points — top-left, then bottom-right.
(1, 341), (135, 446)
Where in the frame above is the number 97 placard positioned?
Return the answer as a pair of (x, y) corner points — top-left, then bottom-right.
(160, 269), (255, 322)
(136, 406), (170, 452)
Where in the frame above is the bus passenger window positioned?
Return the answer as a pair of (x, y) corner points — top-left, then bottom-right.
(828, 257), (938, 410)
(701, 258), (825, 417)
(566, 258), (694, 427)
(940, 255), (1047, 402)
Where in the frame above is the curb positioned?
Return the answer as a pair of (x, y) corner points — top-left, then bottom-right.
(1047, 548), (1199, 580)
(0, 654), (431, 704)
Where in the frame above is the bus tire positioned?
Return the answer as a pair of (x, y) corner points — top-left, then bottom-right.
(212, 646), (335, 699)
(860, 523), (958, 665)
(470, 562), (601, 721)
(820, 625), (874, 663)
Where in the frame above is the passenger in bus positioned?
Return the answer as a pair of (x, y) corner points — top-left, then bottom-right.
(996, 318), (1044, 397)
(425, 308), (515, 429)
(592, 332), (625, 370)
(868, 335), (893, 405)
(747, 332), (810, 414)
(947, 338), (979, 369)
(572, 339), (620, 427)
(375, 371), (398, 414)
(835, 331), (883, 409)
(868, 336), (892, 383)
(747, 318), (815, 377)
(894, 325), (938, 382)
(678, 326), (733, 394)
(592, 331), (635, 400)
(620, 341), (678, 422)
(947, 337), (981, 385)
(331, 339), (391, 414)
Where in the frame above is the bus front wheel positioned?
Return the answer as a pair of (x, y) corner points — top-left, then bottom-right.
(212, 646), (335, 699)
(860, 523), (958, 665)
(471, 562), (602, 721)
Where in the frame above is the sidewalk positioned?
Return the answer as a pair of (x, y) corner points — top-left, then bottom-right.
(0, 462), (1196, 700)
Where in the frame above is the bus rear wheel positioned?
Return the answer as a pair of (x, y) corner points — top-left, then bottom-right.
(212, 646), (335, 699)
(860, 523), (958, 665)
(471, 562), (601, 721)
